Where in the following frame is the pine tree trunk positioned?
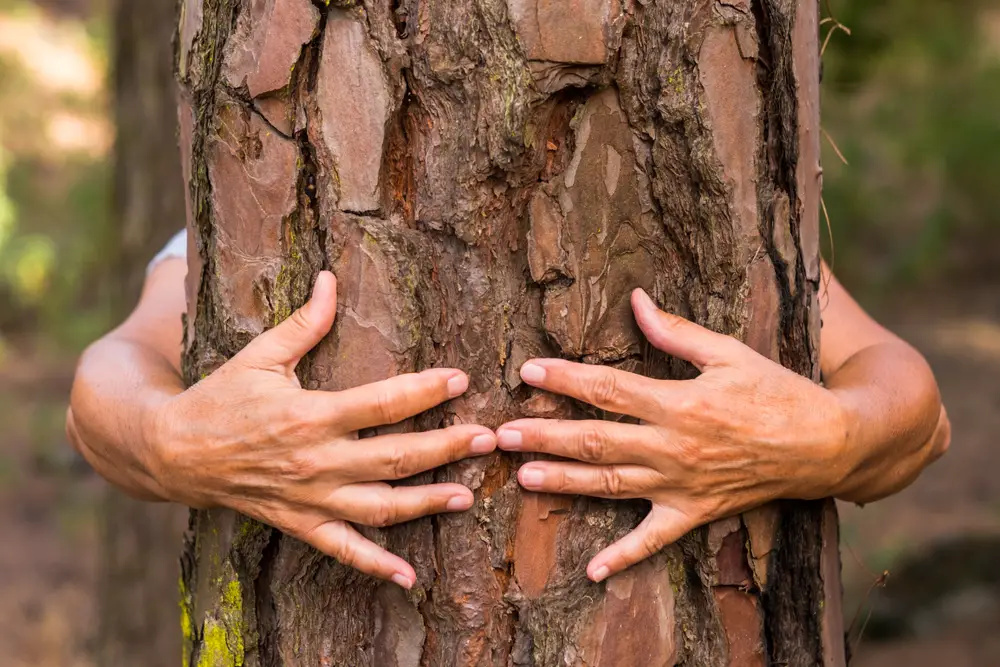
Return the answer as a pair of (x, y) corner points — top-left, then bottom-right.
(98, 0), (189, 665)
(176, 1), (844, 665)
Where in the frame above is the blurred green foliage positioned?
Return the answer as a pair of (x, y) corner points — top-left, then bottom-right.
(0, 1), (113, 354)
(821, 0), (1000, 290)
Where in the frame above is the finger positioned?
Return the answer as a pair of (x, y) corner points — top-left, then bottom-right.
(587, 505), (696, 582)
(339, 425), (496, 482)
(631, 289), (746, 370)
(328, 482), (476, 528)
(497, 419), (660, 466)
(517, 358), (671, 421)
(315, 367), (471, 433)
(236, 271), (338, 373)
(515, 461), (662, 499)
(301, 519), (416, 588)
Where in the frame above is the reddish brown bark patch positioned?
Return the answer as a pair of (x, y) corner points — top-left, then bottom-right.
(793, 0), (822, 283)
(315, 10), (391, 213)
(533, 89), (662, 362)
(715, 587), (766, 667)
(578, 559), (677, 666)
(512, 494), (574, 597)
(507, 0), (621, 64)
(206, 105), (298, 336)
(223, 0), (319, 98)
(699, 24), (762, 249)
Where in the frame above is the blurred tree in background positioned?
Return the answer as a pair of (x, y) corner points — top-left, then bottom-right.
(821, 0), (1000, 291)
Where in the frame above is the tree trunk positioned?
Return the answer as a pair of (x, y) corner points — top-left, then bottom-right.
(176, 1), (844, 665)
(98, 0), (190, 665)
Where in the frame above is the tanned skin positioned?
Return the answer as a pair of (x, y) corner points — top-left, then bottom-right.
(68, 258), (949, 587)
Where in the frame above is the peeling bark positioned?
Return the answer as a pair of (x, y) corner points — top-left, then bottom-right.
(177, 0), (842, 665)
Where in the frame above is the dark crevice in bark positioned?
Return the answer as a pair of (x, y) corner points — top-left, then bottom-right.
(254, 531), (282, 667)
(764, 501), (826, 667)
(749, 3), (827, 665)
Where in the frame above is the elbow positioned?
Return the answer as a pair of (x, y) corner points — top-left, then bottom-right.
(65, 407), (81, 454)
(927, 405), (952, 464)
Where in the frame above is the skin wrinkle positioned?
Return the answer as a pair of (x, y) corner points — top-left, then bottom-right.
(67, 255), (947, 586)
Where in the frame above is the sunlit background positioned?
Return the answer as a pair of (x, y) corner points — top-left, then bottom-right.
(0, 0), (997, 665)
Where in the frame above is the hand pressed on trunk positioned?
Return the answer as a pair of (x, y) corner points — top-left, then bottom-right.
(496, 289), (847, 583)
(150, 272), (496, 589)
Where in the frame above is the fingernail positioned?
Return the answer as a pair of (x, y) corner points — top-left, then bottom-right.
(447, 373), (469, 398)
(470, 434), (496, 454)
(446, 495), (473, 511)
(591, 566), (610, 583)
(391, 573), (413, 589)
(519, 467), (544, 489)
(520, 363), (546, 385)
(496, 429), (523, 451)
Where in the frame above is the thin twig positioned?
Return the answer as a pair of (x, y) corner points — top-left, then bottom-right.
(821, 127), (849, 165)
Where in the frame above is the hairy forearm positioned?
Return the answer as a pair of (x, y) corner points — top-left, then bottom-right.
(824, 340), (949, 505)
(67, 333), (184, 502)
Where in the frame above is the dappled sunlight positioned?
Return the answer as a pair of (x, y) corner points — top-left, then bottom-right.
(46, 111), (109, 157)
(0, 10), (101, 96)
(929, 319), (1000, 364)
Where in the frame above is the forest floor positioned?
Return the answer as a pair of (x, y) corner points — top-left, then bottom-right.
(0, 285), (998, 667)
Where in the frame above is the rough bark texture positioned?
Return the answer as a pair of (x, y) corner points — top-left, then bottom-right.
(176, 0), (844, 665)
(98, 1), (190, 666)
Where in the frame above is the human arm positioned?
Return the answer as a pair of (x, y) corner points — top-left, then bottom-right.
(495, 263), (950, 582)
(67, 259), (497, 587)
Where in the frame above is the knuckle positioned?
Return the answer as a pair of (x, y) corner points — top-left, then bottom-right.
(599, 466), (625, 497)
(375, 388), (403, 425)
(280, 402), (315, 436)
(671, 437), (701, 471)
(369, 499), (399, 528)
(641, 530), (665, 559)
(588, 369), (620, 407)
(385, 447), (413, 479)
(285, 450), (321, 483)
(288, 307), (312, 332)
(579, 427), (608, 463)
(675, 392), (708, 417)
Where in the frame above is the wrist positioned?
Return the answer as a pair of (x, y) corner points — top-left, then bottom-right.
(139, 390), (193, 505)
(783, 387), (857, 501)
(811, 388), (860, 500)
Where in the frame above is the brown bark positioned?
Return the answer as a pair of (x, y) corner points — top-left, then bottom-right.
(176, 1), (844, 665)
(98, 0), (189, 665)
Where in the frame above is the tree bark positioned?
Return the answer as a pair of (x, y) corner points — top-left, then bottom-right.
(176, 1), (844, 665)
(98, 0), (190, 665)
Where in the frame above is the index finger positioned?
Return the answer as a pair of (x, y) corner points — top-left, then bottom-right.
(311, 368), (470, 434)
(518, 359), (674, 422)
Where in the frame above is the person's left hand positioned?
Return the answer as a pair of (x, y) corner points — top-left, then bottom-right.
(496, 289), (848, 583)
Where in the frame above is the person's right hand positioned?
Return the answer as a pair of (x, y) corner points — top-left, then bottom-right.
(148, 271), (495, 588)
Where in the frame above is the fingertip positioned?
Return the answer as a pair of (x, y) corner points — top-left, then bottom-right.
(391, 573), (414, 589)
(303, 271), (337, 326)
(445, 371), (470, 398)
(589, 563), (611, 583)
(446, 493), (474, 511)
(312, 270), (336, 299)
(519, 361), (547, 385)
(470, 432), (497, 454)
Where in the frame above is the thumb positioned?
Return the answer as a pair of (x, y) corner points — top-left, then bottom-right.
(237, 271), (337, 372)
(631, 288), (744, 370)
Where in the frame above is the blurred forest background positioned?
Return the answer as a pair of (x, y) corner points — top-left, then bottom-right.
(0, 0), (997, 665)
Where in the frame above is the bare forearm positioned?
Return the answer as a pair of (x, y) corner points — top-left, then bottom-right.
(68, 334), (184, 501)
(67, 259), (188, 501)
(824, 341), (949, 505)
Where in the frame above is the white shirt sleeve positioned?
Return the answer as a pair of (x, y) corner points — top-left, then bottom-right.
(146, 229), (188, 275)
